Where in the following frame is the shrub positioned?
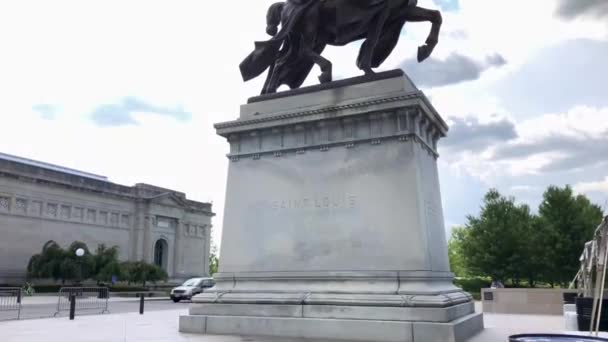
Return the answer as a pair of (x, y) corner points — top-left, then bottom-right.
(454, 277), (492, 294)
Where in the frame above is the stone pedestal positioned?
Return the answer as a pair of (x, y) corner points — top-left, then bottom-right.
(180, 70), (483, 342)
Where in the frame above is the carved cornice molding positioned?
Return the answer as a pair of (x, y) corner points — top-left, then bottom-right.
(0, 192), (132, 231)
(215, 91), (447, 134)
(227, 133), (439, 162)
(222, 105), (444, 161)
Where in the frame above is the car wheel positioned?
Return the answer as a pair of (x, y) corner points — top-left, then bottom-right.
(172, 298), (181, 303)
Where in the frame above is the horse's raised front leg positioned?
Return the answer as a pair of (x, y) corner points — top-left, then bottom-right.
(310, 52), (333, 84)
(357, 5), (391, 75)
(403, 6), (442, 62)
(302, 39), (332, 83)
(301, 10), (333, 84)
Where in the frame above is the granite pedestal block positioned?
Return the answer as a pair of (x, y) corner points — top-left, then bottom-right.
(180, 70), (484, 341)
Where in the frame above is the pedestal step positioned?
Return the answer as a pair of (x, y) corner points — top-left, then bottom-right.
(189, 302), (475, 323)
(179, 310), (484, 342)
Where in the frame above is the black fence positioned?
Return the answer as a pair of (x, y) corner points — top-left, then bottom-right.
(54, 287), (109, 317)
(0, 288), (22, 320)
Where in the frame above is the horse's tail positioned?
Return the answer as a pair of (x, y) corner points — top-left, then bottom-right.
(266, 2), (284, 36)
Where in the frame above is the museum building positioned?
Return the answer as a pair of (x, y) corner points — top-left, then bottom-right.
(0, 152), (214, 284)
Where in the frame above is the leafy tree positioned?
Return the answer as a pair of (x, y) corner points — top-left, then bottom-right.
(27, 241), (167, 286)
(538, 185), (604, 287)
(209, 244), (219, 276)
(59, 258), (80, 283)
(120, 261), (167, 286)
(448, 226), (469, 277)
(93, 245), (123, 283)
(460, 189), (536, 285)
(28, 241), (67, 281)
(66, 241), (96, 282)
(519, 215), (550, 287)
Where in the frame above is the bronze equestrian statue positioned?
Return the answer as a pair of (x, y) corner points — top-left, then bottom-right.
(240, 0), (443, 95)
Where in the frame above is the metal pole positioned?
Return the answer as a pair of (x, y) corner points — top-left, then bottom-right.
(17, 289), (22, 320)
(590, 255), (602, 334)
(595, 234), (608, 336)
(139, 294), (144, 315)
(69, 294), (76, 320)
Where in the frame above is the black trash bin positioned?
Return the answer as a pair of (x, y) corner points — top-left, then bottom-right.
(577, 297), (608, 331)
(510, 334), (608, 341)
(563, 292), (579, 304)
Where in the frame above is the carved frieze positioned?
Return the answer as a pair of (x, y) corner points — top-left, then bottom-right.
(110, 213), (119, 226)
(30, 201), (42, 216)
(99, 211), (108, 225)
(15, 198), (27, 214)
(0, 196), (9, 211)
(184, 223), (208, 239)
(73, 207), (83, 221)
(0, 193), (140, 231)
(87, 209), (96, 223)
(121, 214), (130, 227)
(60, 205), (71, 220)
(46, 203), (57, 217)
(221, 105), (444, 162)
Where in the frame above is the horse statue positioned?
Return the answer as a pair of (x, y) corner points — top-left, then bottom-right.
(240, 0), (443, 95)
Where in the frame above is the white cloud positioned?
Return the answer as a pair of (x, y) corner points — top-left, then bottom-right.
(1, 0), (607, 249)
(438, 104), (608, 213)
(576, 177), (608, 194)
(516, 106), (608, 140)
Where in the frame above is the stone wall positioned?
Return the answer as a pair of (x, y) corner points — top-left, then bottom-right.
(482, 288), (578, 315)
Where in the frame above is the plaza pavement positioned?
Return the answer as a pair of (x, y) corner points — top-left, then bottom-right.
(0, 295), (179, 321)
(1, 302), (607, 341)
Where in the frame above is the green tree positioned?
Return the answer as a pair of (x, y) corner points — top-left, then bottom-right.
(93, 245), (122, 283)
(460, 189), (536, 285)
(27, 241), (64, 280)
(209, 244), (219, 276)
(59, 258), (80, 283)
(448, 226), (469, 277)
(120, 261), (167, 286)
(66, 241), (96, 282)
(519, 215), (550, 287)
(538, 185), (604, 287)
(28, 241), (99, 284)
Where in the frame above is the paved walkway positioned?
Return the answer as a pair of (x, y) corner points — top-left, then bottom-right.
(0, 297), (183, 321)
(1, 304), (608, 341)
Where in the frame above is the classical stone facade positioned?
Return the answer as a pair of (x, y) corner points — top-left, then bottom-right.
(0, 152), (214, 284)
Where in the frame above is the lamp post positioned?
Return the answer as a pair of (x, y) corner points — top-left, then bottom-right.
(75, 248), (85, 285)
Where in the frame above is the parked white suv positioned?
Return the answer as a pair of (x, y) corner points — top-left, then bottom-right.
(170, 277), (215, 302)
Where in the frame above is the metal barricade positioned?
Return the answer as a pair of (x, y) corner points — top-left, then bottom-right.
(0, 288), (22, 320)
(54, 287), (109, 317)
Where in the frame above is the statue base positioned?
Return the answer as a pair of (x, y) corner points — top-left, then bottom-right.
(180, 304), (482, 342)
(180, 70), (484, 341)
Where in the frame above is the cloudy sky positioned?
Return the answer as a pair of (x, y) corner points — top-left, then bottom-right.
(1, 0), (607, 248)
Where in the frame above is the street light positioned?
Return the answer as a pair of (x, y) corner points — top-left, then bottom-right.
(75, 248), (85, 284)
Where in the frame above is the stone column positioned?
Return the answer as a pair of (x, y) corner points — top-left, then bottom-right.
(204, 224), (212, 276)
(173, 219), (185, 279)
(133, 200), (146, 261)
(142, 215), (153, 263)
